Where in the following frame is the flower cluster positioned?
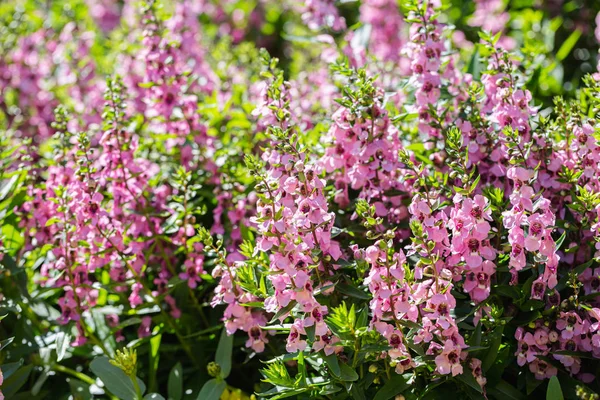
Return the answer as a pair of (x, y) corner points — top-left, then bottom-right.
(2, 0), (600, 399)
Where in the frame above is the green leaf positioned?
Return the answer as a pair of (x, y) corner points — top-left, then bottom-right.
(196, 378), (226, 400)
(468, 322), (482, 347)
(526, 371), (543, 395)
(456, 371), (483, 393)
(168, 363), (183, 400)
(338, 362), (359, 382)
(32, 369), (50, 396)
(149, 333), (162, 392)
(1, 364), (33, 399)
(547, 376), (564, 400)
(373, 374), (410, 400)
(1, 364), (33, 398)
(482, 326), (503, 371)
(467, 48), (481, 80)
(270, 388), (311, 399)
(350, 384), (367, 400)
(90, 357), (146, 400)
(269, 300), (297, 323)
(336, 283), (371, 300)
(550, 350), (594, 359)
(144, 394), (166, 400)
(68, 379), (92, 400)
(488, 380), (526, 400)
(323, 354), (341, 377)
(0, 174), (19, 202)
(297, 351), (307, 387)
(56, 332), (70, 362)
(0, 360), (24, 380)
(216, 328), (234, 379)
(554, 231), (566, 251)
(556, 29), (581, 61)
(0, 336), (14, 351)
(45, 217), (62, 227)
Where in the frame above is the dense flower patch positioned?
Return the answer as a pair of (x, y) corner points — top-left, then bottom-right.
(1, 0), (600, 399)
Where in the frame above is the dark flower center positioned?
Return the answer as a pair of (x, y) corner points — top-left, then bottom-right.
(250, 327), (261, 340)
(312, 308), (322, 321)
(468, 238), (480, 252)
(477, 272), (489, 285)
(321, 334), (332, 344)
(448, 351), (459, 364)
(470, 206), (482, 219)
(512, 244), (523, 256)
(530, 222), (543, 236)
(390, 333), (401, 348)
(438, 303), (449, 316)
(533, 282), (545, 296)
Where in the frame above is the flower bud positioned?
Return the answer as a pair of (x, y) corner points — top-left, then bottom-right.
(207, 361), (221, 377)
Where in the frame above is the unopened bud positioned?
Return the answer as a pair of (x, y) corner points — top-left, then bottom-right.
(207, 362), (221, 377)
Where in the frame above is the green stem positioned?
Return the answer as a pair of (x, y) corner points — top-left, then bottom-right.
(130, 372), (143, 400)
(52, 364), (118, 400)
(52, 364), (96, 386)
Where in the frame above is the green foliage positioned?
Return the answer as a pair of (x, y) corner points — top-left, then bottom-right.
(1, 0), (600, 399)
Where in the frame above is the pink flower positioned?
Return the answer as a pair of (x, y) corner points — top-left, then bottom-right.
(435, 340), (463, 376)
(246, 326), (269, 353)
(286, 321), (307, 353)
(464, 260), (495, 302)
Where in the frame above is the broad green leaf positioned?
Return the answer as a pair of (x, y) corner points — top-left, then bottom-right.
(336, 283), (371, 300)
(456, 371), (483, 393)
(556, 30), (581, 61)
(323, 354), (341, 377)
(526, 371), (543, 395)
(488, 380), (526, 400)
(547, 376), (564, 400)
(483, 326), (503, 371)
(269, 300), (297, 323)
(90, 357), (146, 400)
(1, 364), (33, 398)
(297, 351), (307, 387)
(215, 328), (234, 379)
(338, 362), (358, 382)
(55, 332), (70, 362)
(168, 362), (183, 400)
(149, 333), (162, 392)
(373, 374), (410, 400)
(68, 379), (92, 400)
(31, 368), (51, 395)
(196, 378), (226, 400)
(144, 394), (166, 400)
(0, 360), (24, 380)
